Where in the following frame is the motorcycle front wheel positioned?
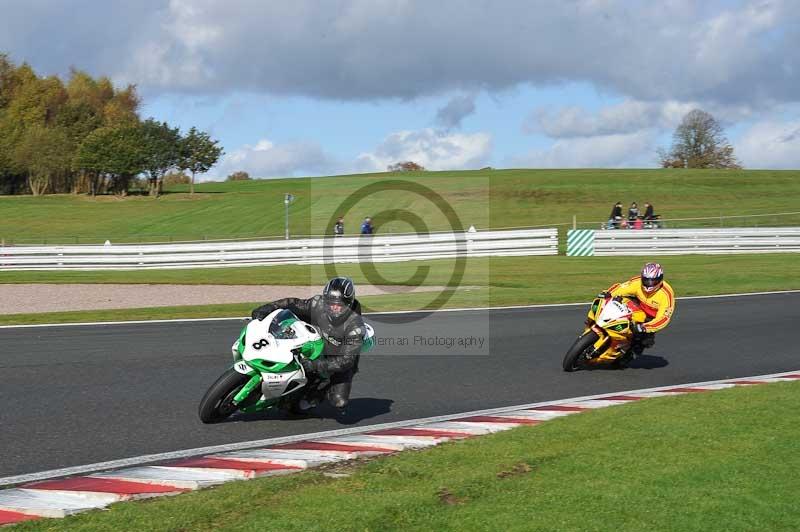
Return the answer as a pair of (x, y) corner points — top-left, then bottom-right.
(562, 330), (600, 372)
(198, 368), (250, 424)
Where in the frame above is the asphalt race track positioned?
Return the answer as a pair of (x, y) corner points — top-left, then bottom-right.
(1, 292), (798, 477)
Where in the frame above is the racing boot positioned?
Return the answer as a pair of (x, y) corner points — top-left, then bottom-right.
(288, 398), (318, 416)
(287, 384), (326, 416)
(328, 371), (354, 415)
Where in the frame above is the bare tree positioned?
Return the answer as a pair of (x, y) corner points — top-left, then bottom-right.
(658, 109), (741, 169)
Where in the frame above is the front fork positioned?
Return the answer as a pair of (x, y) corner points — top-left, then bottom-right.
(232, 372), (262, 405)
(585, 326), (610, 359)
(585, 325), (631, 363)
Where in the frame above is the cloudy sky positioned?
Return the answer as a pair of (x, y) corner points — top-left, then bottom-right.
(2, 0), (799, 178)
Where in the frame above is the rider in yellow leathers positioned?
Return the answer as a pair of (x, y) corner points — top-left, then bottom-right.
(600, 262), (675, 358)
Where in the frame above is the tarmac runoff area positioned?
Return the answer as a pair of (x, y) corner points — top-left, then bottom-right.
(0, 284), (446, 315)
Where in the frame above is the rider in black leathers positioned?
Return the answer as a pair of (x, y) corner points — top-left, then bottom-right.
(251, 277), (364, 411)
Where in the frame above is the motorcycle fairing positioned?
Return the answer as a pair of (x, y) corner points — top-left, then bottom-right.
(583, 296), (647, 364)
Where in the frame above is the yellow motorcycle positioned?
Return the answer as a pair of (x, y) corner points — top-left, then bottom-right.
(562, 294), (647, 372)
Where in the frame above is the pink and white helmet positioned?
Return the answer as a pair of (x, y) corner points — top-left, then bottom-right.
(641, 262), (664, 294)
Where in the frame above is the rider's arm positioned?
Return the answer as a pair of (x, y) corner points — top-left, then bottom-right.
(642, 284), (675, 333)
(607, 277), (640, 298)
(315, 324), (363, 375)
(251, 297), (314, 321)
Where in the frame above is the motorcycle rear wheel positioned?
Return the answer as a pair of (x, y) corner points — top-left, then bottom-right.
(198, 368), (251, 424)
(562, 330), (600, 372)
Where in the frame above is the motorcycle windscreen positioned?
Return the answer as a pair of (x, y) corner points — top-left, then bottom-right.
(269, 309), (301, 339)
(596, 300), (631, 327)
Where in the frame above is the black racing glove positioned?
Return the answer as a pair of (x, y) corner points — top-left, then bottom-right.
(633, 322), (647, 334)
(597, 291), (610, 299)
(300, 357), (322, 377)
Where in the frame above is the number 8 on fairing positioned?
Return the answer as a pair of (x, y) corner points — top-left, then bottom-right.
(252, 338), (268, 350)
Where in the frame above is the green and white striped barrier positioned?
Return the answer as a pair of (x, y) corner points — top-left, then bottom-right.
(567, 229), (595, 256)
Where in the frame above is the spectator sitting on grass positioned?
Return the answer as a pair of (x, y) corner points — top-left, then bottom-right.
(628, 202), (640, 224)
(643, 202), (661, 228)
(608, 201), (623, 229)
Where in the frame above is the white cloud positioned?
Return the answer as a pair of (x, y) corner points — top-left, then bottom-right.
(209, 128), (492, 179)
(511, 131), (656, 168)
(213, 138), (335, 178)
(2, 0), (799, 107)
(736, 120), (800, 169)
(355, 128), (492, 172)
(529, 100), (755, 138)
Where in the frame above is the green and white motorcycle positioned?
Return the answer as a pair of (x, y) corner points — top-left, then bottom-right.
(198, 308), (375, 423)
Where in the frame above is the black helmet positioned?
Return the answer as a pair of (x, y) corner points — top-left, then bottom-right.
(322, 277), (355, 323)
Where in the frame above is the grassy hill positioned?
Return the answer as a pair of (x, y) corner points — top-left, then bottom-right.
(1, 169), (799, 244)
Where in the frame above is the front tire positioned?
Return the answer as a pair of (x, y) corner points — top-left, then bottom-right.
(198, 369), (250, 424)
(562, 331), (600, 372)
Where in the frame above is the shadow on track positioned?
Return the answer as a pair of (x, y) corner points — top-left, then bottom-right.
(576, 354), (669, 371)
(228, 397), (394, 425)
(626, 354), (669, 370)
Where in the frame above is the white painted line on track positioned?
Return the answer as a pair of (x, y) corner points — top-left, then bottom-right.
(1, 288), (799, 329)
(2, 369), (798, 488)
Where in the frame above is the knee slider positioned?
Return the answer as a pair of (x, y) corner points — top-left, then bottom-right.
(329, 392), (349, 409)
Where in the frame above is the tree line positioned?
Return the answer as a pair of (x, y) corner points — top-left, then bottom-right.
(0, 53), (222, 197)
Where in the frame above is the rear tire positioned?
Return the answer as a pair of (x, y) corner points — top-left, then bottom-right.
(198, 369), (251, 424)
(562, 331), (600, 372)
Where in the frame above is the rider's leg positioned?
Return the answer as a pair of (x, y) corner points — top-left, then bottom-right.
(632, 332), (655, 355)
(328, 369), (354, 410)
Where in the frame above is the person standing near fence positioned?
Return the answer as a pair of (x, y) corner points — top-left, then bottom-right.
(334, 216), (344, 237)
(360, 217), (374, 235)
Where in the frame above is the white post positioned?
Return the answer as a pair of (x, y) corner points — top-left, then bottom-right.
(284, 193), (295, 240)
(572, 215), (577, 230)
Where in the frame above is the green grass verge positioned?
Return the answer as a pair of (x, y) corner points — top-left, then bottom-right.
(14, 381), (800, 531)
(1, 169), (799, 244)
(1, 254), (798, 325)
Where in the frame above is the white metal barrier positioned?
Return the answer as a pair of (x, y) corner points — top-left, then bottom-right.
(593, 227), (800, 256)
(0, 228), (558, 270)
